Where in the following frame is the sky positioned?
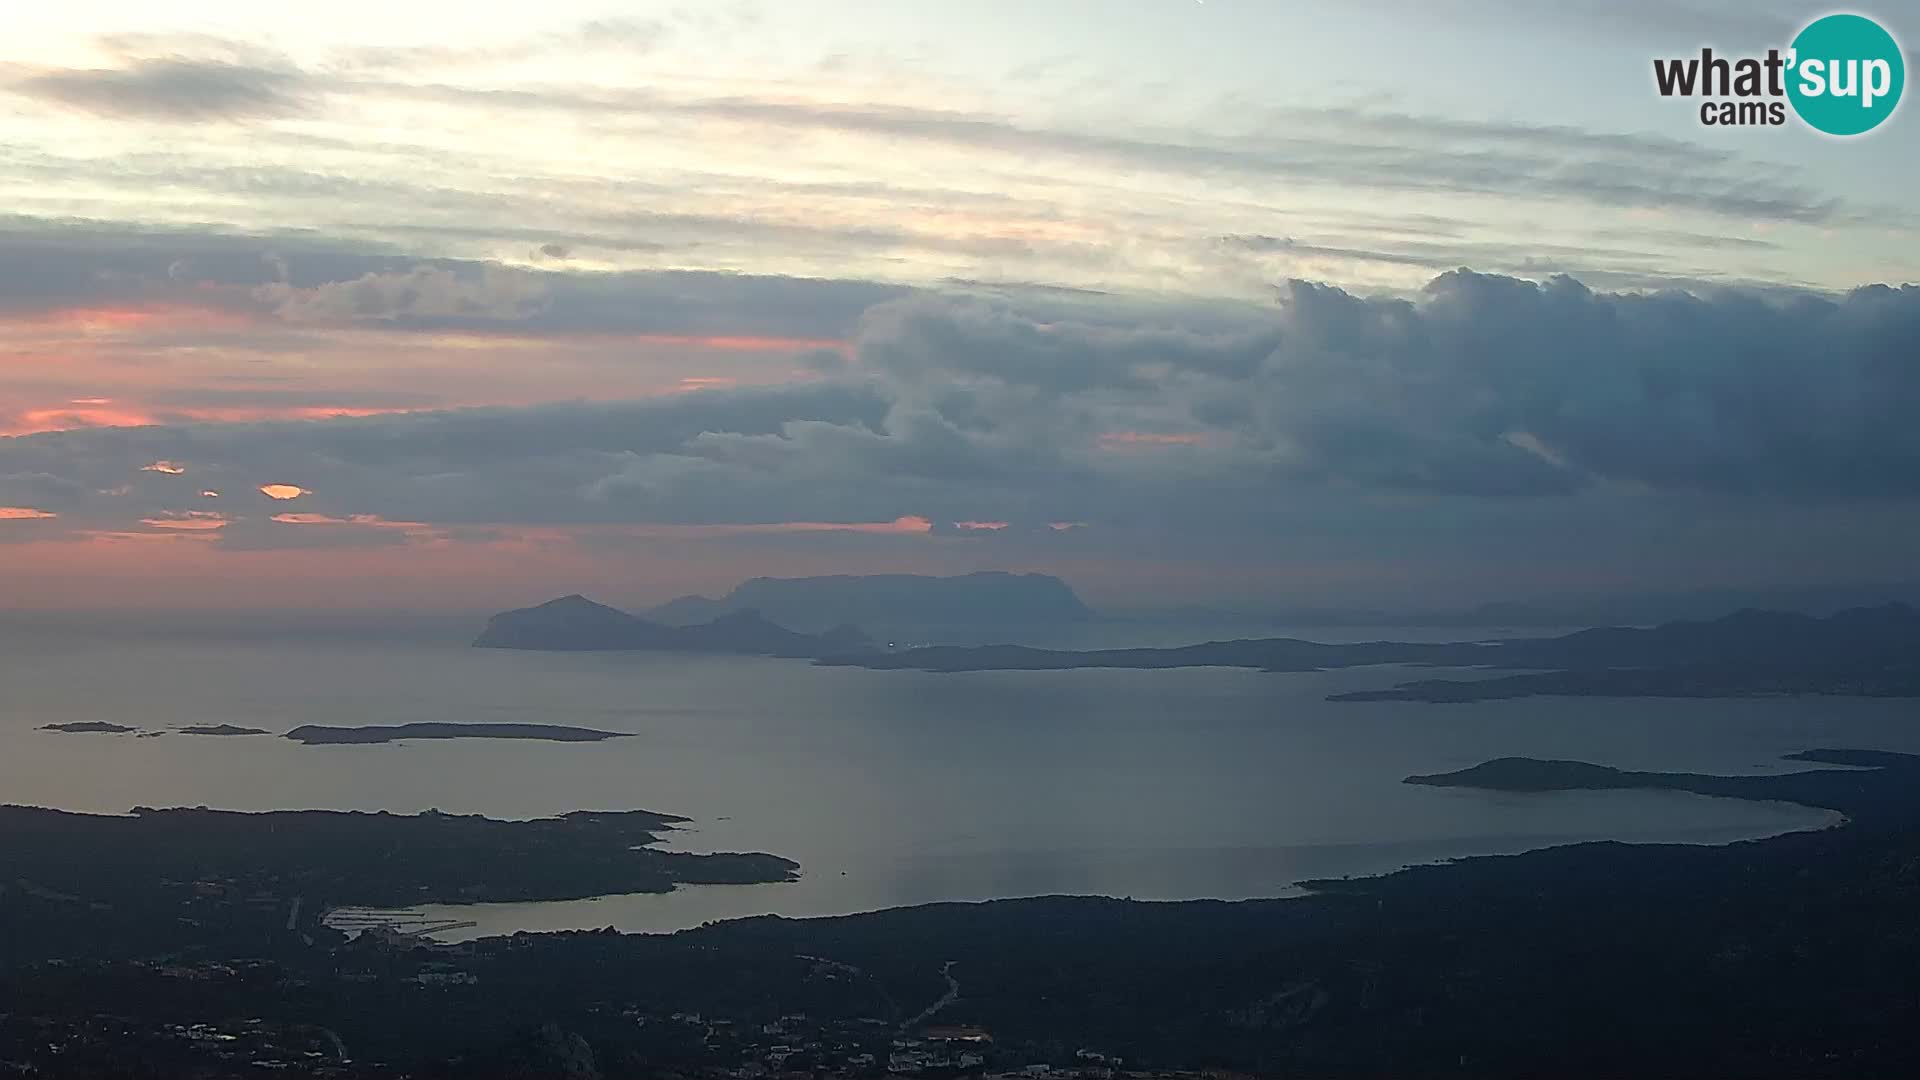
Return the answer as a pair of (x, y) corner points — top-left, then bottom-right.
(1, 0), (1918, 613)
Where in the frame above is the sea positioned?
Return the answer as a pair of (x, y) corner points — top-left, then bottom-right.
(3, 615), (1904, 942)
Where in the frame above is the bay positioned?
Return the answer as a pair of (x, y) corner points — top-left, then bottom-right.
(2, 625), (1887, 939)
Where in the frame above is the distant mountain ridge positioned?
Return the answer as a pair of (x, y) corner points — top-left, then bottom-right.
(1487, 602), (1920, 669)
(473, 594), (869, 657)
(647, 571), (1094, 633)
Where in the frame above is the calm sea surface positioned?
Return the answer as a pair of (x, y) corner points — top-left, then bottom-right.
(3, 622), (1901, 939)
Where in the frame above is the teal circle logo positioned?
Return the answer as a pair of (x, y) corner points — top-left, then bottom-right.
(1787, 13), (1905, 135)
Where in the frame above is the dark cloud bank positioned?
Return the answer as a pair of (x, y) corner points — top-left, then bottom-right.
(6, 271), (1919, 555)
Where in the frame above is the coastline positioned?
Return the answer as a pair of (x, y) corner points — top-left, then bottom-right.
(399, 784), (1837, 942)
(10, 749), (1920, 1075)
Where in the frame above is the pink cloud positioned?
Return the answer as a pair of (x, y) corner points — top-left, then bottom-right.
(1, 403), (417, 437)
(271, 512), (426, 528)
(601, 515), (935, 539)
(141, 511), (229, 531)
(1098, 431), (1207, 447)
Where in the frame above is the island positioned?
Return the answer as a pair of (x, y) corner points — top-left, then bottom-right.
(819, 603), (1920, 702)
(284, 722), (629, 745)
(178, 724), (270, 736)
(38, 721), (137, 734)
(473, 594), (869, 657)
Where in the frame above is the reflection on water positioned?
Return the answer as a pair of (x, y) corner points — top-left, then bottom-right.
(0, 629), (1891, 938)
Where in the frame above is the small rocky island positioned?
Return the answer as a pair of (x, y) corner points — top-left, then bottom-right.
(38, 721), (137, 734)
(179, 724), (269, 736)
(284, 722), (629, 745)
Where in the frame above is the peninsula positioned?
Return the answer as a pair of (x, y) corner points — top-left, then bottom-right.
(1403, 748), (1915, 823)
(0, 803), (797, 968)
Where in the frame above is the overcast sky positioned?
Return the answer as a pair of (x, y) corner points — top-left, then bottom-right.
(2, 1), (1916, 613)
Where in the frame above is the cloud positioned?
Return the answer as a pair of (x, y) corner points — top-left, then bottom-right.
(323, 16), (666, 75)
(7, 57), (311, 121)
(373, 83), (1853, 225)
(4, 272), (1920, 558)
(0, 217), (909, 336)
(141, 510), (227, 531)
(213, 517), (416, 551)
(252, 266), (549, 324)
(575, 515), (936, 539)
(1353, 0), (1920, 68)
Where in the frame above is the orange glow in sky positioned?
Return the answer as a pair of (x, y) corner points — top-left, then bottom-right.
(258, 485), (310, 500)
(12, 304), (251, 334)
(1, 404), (418, 437)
